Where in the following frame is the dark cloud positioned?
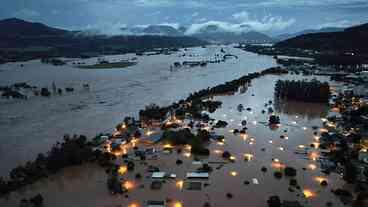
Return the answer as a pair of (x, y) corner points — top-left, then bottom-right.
(0, 0), (367, 35)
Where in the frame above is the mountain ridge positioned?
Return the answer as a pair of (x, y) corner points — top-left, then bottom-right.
(0, 18), (69, 37)
(275, 27), (345, 41)
(274, 23), (368, 54)
(0, 18), (207, 63)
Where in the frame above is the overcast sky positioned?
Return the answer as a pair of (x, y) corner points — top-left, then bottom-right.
(1, 0), (367, 35)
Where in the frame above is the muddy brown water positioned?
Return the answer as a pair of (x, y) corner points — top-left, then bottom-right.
(0, 74), (351, 207)
(0, 45), (277, 176)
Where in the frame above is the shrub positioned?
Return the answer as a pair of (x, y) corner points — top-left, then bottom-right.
(267, 196), (281, 207)
(284, 167), (297, 177)
(214, 120), (228, 128)
(289, 179), (298, 186)
(222, 151), (231, 159)
(30, 194), (44, 207)
(274, 171), (283, 179)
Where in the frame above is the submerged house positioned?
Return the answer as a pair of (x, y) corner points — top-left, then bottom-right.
(353, 84), (368, 96)
(139, 105), (169, 128)
(151, 172), (166, 179)
(186, 172), (209, 179)
(147, 200), (165, 207)
(359, 149), (368, 162)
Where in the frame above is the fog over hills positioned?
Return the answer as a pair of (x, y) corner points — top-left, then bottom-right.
(120, 23), (274, 43)
(0, 18), (207, 63)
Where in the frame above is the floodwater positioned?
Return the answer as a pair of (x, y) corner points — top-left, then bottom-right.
(0, 45), (277, 176)
(0, 73), (350, 207)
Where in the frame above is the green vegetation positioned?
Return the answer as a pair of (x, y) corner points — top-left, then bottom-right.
(139, 67), (286, 123)
(78, 61), (137, 69)
(159, 129), (210, 156)
(197, 163), (213, 173)
(0, 18), (207, 63)
(275, 23), (368, 56)
(269, 115), (280, 125)
(19, 194), (44, 207)
(41, 58), (66, 66)
(284, 167), (297, 177)
(107, 166), (124, 194)
(267, 196), (281, 207)
(273, 171), (283, 179)
(139, 103), (170, 122)
(0, 135), (115, 196)
(275, 79), (330, 103)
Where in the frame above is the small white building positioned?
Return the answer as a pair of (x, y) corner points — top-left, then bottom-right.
(151, 172), (166, 179)
(252, 178), (259, 184)
(353, 85), (368, 96)
(192, 161), (203, 165)
(111, 138), (126, 145)
(186, 172), (209, 179)
(359, 71), (368, 79)
(358, 149), (368, 162)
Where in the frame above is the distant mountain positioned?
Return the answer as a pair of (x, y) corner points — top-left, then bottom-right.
(178, 26), (187, 34)
(276, 27), (344, 41)
(0, 18), (69, 37)
(274, 23), (368, 54)
(121, 25), (184, 36)
(120, 24), (273, 43)
(0, 18), (207, 63)
(241, 31), (274, 43)
(192, 31), (273, 44)
(189, 25), (273, 43)
(142, 25), (183, 36)
(344, 23), (368, 33)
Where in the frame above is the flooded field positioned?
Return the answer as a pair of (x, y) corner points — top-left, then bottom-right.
(0, 46), (277, 176)
(0, 74), (350, 207)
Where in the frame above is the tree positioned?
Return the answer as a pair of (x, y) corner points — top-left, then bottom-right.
(284, 167), (297, 177)
(40, 88), (51, 97)
(0, 177), (10, 195)
(343, 162), (357, 183)
(222, 151), (231, 159)
(269, 115), (280, 125)
(267, 196), (282, 207)
(30, 194), (44, 207)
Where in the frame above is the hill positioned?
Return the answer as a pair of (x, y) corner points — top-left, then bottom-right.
(0, 18), (69, 37)
(121, 24), (274, 43)
(276, 27), (344, 41)
(0, 18), (207, 63)
(142, 25), (183, 36)
(274, 23), (368, 55)
(190, 24), (274, 43)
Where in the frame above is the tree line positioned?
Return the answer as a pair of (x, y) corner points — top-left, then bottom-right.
(0, 134), (115, 196)
(275, 79), (330, 102)
(139, 67), (288, 122)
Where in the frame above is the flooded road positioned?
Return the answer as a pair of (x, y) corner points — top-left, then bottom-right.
(0, 74), (349, 207)
(0, 45), (277, 176)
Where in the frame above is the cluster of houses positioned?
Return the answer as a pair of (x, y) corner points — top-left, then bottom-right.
(324, 88), (368, 182)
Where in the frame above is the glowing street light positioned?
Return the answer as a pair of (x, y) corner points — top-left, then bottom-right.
(174, 202), (183, 207)
(176, 180), (184, 190)
(303, 189), (315, 198)
(118, 165), (128, 175)
(308, 164), (317, 170)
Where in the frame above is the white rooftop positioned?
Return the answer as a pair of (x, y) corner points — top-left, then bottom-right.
(151, 172), (166, 178)
(186, 172), (209, 178)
